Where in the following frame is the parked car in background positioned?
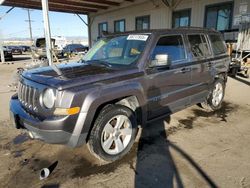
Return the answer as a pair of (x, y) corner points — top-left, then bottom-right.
(20, 46), (31, 52)
(10, 28), (229, 163)
(61, 44), (88, 57)
(7, 46), (22, 55)
(32, 38), (60, 59)
(53, 36), (67, 52)
(1, 46), (13, 61)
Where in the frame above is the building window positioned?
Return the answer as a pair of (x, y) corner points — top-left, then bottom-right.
(114, 19), (125, 32)
(204, 2), (233, 31)
(172, 9), (191, 28)
(136, 15), (150, 30)
(98, 22), (108, 36)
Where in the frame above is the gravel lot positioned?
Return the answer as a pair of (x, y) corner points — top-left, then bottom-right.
(0, 55), (250, 188)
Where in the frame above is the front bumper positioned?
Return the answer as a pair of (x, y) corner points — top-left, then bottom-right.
(10, 97), (87, 147)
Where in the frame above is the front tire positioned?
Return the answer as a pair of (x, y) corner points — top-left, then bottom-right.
(200, 78), (225, 112)
(87, 105), (138, 162)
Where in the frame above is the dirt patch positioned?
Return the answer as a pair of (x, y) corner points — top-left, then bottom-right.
(178, 101), (239, 129)
(71, 146), (137, 178)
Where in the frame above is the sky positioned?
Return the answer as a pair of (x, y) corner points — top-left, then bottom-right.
(0, 5), (88, 39)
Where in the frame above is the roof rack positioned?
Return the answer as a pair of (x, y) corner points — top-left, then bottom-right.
(177, 26), (216, 31)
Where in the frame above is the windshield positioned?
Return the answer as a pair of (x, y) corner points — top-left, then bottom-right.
(83, 34), (149, 66)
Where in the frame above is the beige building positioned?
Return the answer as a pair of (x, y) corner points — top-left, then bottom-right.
(89, 0), (250, 45)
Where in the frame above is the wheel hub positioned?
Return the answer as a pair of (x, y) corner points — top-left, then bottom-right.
(101, 115), (132, 155)
(212, 82), (223, 107)
(114, 131), (120, 139)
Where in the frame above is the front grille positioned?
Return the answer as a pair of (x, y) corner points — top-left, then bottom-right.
(18, 82), (39, 111)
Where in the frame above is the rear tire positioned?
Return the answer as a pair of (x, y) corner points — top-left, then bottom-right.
(87, 105), (138, 162)
(199, 78), (225, 112)
(230, 67), (237, 78)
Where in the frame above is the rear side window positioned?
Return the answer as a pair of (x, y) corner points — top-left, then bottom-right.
(152, 35), (186, 62)
(187, 34), (211, 58)
(209, 34), (226, 55)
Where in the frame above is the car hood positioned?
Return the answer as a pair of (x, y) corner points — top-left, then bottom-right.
(22, 62), (142, 90)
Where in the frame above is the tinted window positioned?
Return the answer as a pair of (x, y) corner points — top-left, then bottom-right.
(209, 34), (226, 55)
(136, 15), (150, 30)
(188, 34), (211, 57)
(205, 3), (233, 31)
(152, 35), (186, 62)
(172, 9), (191, 28)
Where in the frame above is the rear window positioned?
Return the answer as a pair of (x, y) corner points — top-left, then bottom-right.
(187, 34), (211, 58)
(152, 35), (186, 62)
(209, 35), (226, 55)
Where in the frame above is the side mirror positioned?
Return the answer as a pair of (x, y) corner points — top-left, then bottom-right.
(150, 54), (171, 68)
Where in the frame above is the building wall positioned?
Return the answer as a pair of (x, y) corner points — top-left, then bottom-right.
(89, 0), (250, 45)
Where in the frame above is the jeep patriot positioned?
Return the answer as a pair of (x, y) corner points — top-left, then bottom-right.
(10, 28), (229, 162)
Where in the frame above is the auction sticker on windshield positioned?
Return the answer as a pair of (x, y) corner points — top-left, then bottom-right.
(127, 35), (148, 41)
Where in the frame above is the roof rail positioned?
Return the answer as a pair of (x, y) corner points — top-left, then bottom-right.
(177, 26), (216, 31)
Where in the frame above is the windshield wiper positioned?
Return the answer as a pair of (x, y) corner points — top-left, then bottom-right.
(78, 59), (89, 64)
(78, 59), (112, 68)
(89, 60), (112, 68)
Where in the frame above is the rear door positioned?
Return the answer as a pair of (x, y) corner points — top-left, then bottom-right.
(208, 34), (229, 74)
(186, 34), (213, 104)
(146, 34), (192, 120)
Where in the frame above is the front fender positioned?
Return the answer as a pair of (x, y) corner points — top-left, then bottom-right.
(81, 82), (147, 140)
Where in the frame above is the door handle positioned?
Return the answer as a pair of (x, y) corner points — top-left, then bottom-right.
(181, 67), (191, 73)
(174, 67), (191, 74)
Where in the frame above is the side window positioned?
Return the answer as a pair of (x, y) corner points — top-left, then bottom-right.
(187, 34), (210, 58)
(209, 34), (226, 55)
(152, 35), (186, 63)
(200, 35), (211, 56)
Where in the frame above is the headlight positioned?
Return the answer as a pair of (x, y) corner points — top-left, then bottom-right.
(42, 88), (55, 109)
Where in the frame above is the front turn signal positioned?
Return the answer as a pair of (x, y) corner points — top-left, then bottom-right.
(54, 107), (80, 116)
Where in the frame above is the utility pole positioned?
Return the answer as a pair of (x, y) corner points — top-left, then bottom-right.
(24, 9), (34, 46)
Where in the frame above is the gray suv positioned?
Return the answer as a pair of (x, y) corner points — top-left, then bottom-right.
(10, 28), (229, 162)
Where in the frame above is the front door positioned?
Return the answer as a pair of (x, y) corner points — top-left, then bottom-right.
(146, 34), (192, 120)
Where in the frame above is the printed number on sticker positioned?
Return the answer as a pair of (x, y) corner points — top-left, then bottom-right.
(127, 35), (148, 41)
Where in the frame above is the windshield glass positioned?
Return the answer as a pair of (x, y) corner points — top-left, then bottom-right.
(83, 34), (149, 66)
